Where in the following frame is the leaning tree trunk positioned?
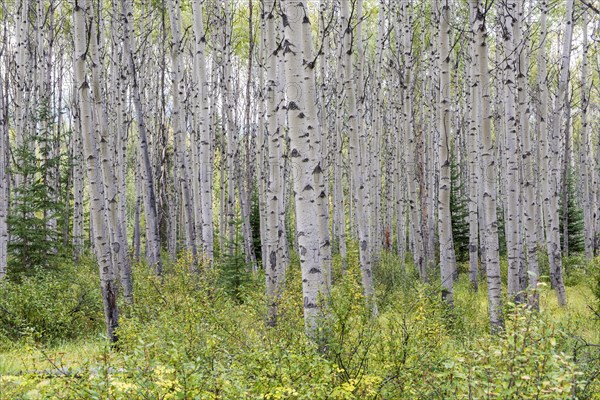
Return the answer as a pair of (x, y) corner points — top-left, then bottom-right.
(87, 9), (132, 302)
(119, 0), (162, 274)
(72, 0), (119, 342)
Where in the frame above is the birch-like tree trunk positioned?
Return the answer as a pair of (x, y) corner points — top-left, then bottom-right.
(281, 0), (326, 333)
(0, 66), (7, 279)
(467, 0), (479, 291)
(438, 0), (456, 303)
(264, 0), (289, 323)
(120, 0), (162, 273)
(474, 0), (503, 331)
(580, 10), (593, 261)
(191, 0), (214, 264)
(545, 0), (573, 306)
(72, 0), (119, 342)
(516, 0), (539, 306)
(341, 0), (376, 309)
(87, 8), (132, 302)
(167, 0), (197, 259)
(499, 0), (523, 302)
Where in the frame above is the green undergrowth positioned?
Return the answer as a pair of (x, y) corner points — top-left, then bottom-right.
(0, 249), (599, 399)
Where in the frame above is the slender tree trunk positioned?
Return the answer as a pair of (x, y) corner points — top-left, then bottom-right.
(438, 0), (456, 303)
(341, 0), (376, 310)
(546, 0), (573, 306)
(119, 0), (162, 273)
(499, 0), (523, 302)
(517, 0), (539, 307)
(167, 0), (197, 260)
(0, 64), (8, 279)
(475, 0), (503, 331)
(580, 10), (593, 261)
(72, 0), (119, 342)
(467, 0), (480, 291)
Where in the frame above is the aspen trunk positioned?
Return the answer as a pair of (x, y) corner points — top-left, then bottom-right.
(119, 0), (162, 274)
(0, 68), (7, 279)
(167, 0), (197, 259)
(474, 0), (503, 331)
(499, 0), (523, 302)
(72, 0), (119, 342)
(546, 0), (572, 306)
(580, 11), (593, 261)
(438, 0), (456, 303)
(281, 0), (326, 334)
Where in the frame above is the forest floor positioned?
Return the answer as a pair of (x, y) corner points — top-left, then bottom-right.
(0, 250), (599, 399)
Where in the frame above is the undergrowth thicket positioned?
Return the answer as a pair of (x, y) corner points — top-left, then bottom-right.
(0, 248), (599, 399)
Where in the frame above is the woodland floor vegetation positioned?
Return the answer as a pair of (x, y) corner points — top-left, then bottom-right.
(1, 248), (599, 399)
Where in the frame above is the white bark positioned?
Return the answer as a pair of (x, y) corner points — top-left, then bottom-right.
(580, 10), (593, 261)
(341, 0), (376, 309)
(282, 0), (326, 334)
(438, 0), (456, 303)
(0, 67), (8, 279)
(73, 0), (119, 342)
(474, 0), (503, 331)
(167, 0), (197, 259)
(120, 0), (162, 273)
(546, 0), (572, 306)
(191, 0), (214, 263)
(499, 0), (523, 302)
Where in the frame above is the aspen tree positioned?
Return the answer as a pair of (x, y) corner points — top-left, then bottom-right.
(0, 65), (7, 279)
(72, 0), (119, 342)
(467, 0), (480, 291)
(474, 0), (503, 331)
(499, 0), (523, 302)
(516, 0), (539, 305)
(580, 10), (594, 261)
(264, 0), (289, 323)
(333, 1), (347, 269)
(341, 0), (376, 308)
(191, 0), (214, 263)
(72, 84), (85, 261)
(167, 0), (197, 259)
(281, 0), (326, 333)
(438, 0), (456, 303)
(546, 0), (573, 306)
(87, 8), (132, 302)
(120, 0), (162, 274)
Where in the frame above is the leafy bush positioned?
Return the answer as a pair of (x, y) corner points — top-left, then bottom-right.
(0, 259), (103, 346)
(0, 253), (596, 399)
(438, 303), (581, 399)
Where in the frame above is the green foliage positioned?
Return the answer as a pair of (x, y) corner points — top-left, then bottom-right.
(450, 156), (469, 262)
(0, 258), (103, 346)
(8, 102), (68, 274)
(559, 169), (585, 254)
(249, 186), (262, 262)
(439, 303), (581, 399)
(0, 253), (597, 398)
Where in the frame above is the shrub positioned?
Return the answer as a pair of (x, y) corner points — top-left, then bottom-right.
(0, 258), (103, 346)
